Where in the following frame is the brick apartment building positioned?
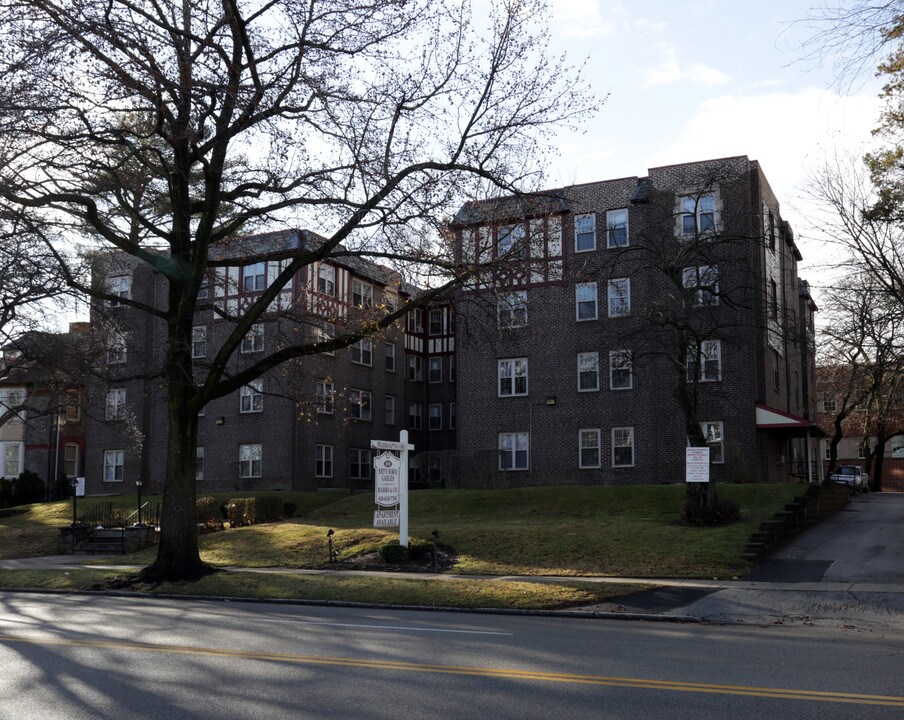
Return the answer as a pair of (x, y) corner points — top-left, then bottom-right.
(80, 156), (819, 495)
(451, 156), (821, 486)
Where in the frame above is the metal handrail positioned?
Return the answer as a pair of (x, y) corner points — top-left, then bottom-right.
(77, 502), (113, 527)
(122, 501), (162, 527)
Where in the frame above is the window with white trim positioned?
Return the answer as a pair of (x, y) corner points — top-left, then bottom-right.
(612, 427), (634, 467)
(498, 358), (528, 397)
(606, 209), (629, 248)
(0, 388), (26, 421)
(579, 429), (601, 468)
(576, 282), (598, 321)
(349, 389), (372, 421)
(242, 262), (266, 291)
(351, 279), (373, 307)
(385, 342), (396, 372)
(63, 443), (79, 478)
(313, 324), (334, 356)
(498, 224), (526, 257)
(428, 356), (442, 384)
(498, 290), (528, 328)
(385, 395), (396, 425)
(242, 325), (264, 354)
(824, 443), (832, 461)
(196, 446), (204, 481)
(107, 275), (130, 305)
(822, 394), (837, 413)
(408, 402), (422, 430)
(0, 442), (21, 478)
(316, 444), (333, 478)
(240, 379), (263, 413)
(315, 380), (334, 414)
(103, 449), (124, 482)
(499, 432), (529, 470)
(239, 443), (262, 478)
(407, 354), (423, 382)
(609, 350), (633, 390)
(429, 308), (444, 336)
(680, 193), (715, 236)
(197, 275), (209, 300)
(701, 421), (724, 464)
(384, 290), (397, 312)
(429, 403), (443, 431)
(408, 308), (424, 333)
(350, 448), (371, 480)
(351, 338), (373, 366)
(577, 352), (600, 392)
(574, 213), (596, 252)
(687, 340), (722, 382)
(317, 264), (335, 295)
(608, 278), (631, 317)
(105, 388), (126, 421)
(683, 265), (719, 306)
(107, 332), (127, 365)
(192, 326), (207, 358)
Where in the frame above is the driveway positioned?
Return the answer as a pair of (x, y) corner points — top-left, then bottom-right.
(670, 493), (904, 628)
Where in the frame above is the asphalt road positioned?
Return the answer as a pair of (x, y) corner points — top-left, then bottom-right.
(1, 592), (902, 719)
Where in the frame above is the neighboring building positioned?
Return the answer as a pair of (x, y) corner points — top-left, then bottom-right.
(450, 156), (820, 486)
(0, 325), (88, 493)
(83, 230), (456, 496)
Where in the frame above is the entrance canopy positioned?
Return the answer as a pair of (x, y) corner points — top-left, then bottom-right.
(755, 403), (826, 438)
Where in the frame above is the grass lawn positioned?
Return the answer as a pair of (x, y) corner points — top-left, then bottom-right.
(0, 569), (649, 610)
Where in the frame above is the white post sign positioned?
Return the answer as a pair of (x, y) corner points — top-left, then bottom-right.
(686, 447), (710, 483)
(75, 477), (86, 497)
(371, 431), (414, 546)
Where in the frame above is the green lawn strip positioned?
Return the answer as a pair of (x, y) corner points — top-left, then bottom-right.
(0, 569), (650, 610)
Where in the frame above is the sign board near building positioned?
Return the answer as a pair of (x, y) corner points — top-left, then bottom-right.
(373, 510), (400, 528)
(685, 447), (710, 483)
(374, 451), (401, 507)
(75, 477), (86, 497)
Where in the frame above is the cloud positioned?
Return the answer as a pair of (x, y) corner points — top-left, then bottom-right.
(642, 42), (729, 88)
(552, 0), (618, 39)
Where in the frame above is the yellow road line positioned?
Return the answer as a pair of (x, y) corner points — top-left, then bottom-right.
(1, 633), (902, 707)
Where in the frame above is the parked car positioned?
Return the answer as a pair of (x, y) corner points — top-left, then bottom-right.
(828, 465), (870, 494)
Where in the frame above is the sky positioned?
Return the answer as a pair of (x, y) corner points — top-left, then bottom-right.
(529, 0), (885, 293)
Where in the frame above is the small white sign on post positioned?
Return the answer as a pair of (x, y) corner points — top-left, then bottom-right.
(75, 477), (86, 497)
(373, 510), (400, 528)
(686, 447), (710, 483)
(371, 431), (414, 546)
(373, 452), (401, 507)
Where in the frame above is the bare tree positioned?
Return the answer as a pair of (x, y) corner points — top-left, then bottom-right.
(0, 0), (594, 581)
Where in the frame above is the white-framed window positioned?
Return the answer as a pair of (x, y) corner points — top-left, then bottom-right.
(858, 439), (869, 459)
(701, 421), (724, 464)
(429, 308), (444, 336)
(450, 401), (456, 429)
(313, 324), (334, 356)
(688, 339), (722, 382)
(243, 262), (266, 291)
(107, 275), (131, 305)
(239, 443), (262, 478)
(681, 193), (716, 236)
(606, 209), (629, 247)
(498, 358), (528, 397)
(608, 278), (631, 317)
(317, 264), (335, 295)
(428, 356), (443, 384)
(351, 338), (373, 366)
(408, 308), (424, 333)
(609, 350), (633, 390)
(241, 325), (264, 354)
(385, 342), (396, 372)
(0, 388), (26, 422)
(63, 443), (79, 478)
(579, 429), (601, 468)
(349, 389), (372, 421)
(315, 380), (334, 414)
(385, 395), (396, 425)
(192, 326), (207, 358)
(105, 388), (126, 421)
(498, 223), (526, 257)
(107, 332), (127, 365)
(408, 402), (422, 430)
(576, 282), (598, 321)
(683, 265), (719, 306)
(574, 213), (596, 252)
(315, 444), (333, 478)
(824, 443), (832, 461)
(64, 396), (81, 423)
(196, 446), (204, 481)
(350, 448), (371, 480)
(822, 394), (837, 413)
(0, 442), (21, 478)
(239, 379), (263, 413)
(577, 352), (600, 392)
(429, 403), (443, 431)
(103, 449), (124, 482)
(407, 354), (423, 382)
(351, 279), (373, 307)
(498, 290), (528, 328)
(612, 427), (634, 467)
(197, 275), (209, 300)
(384, 290), (398, 313)
(499, 432), (529, 470)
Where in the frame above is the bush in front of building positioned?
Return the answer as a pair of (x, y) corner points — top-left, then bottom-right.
(225, 495), (287, 528)
(196, 496), (225, 532)
(0, 471), (45, 508)
(680, 496), (741, 526)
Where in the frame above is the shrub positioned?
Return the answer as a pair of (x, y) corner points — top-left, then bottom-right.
(283, 502), (297, 518)
(196, 496), (224, 531)
(407, 539), (433, 560)
(226, 497), (256, 527)
(379, 540), (410, 563)
(680, 496), (741, 526)
(13, 470), (44, 505)
(255, 494), (284, 522)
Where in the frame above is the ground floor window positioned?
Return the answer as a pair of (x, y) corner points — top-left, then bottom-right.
(499, 432), (529, 470)
(579, 429), (601, 468)
(700, 421), (724, 464)
(239, 443), (262, 478)
(350, 448), (371, 480)
(103, 449), (124, 482)
(63, 443), (79, 478)
(611, 427), (634, 467)
(316, 444), (333, 478)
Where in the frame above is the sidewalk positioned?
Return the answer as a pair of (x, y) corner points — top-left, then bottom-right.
(3, 555), (904, 629)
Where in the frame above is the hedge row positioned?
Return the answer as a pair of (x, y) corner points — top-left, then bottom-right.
(196, 494), (297, 530)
